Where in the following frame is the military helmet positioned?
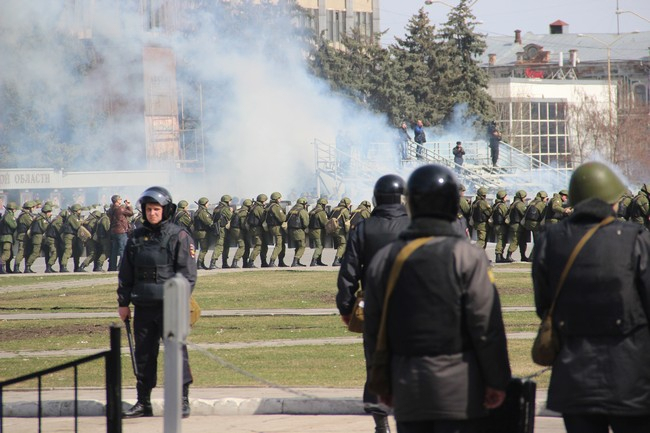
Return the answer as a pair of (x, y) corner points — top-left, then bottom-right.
(515, 190), (527, 199)
(139, 186), (176, 221)
(569, 161), (626, 206)
(178, 200), (189, 209)
(297, 197), (308, 205)
(317, 197), (328, 206)
(242, 199), (253, 207)
(496, 190), (507, 200)
(373, 174), (406, 206)
(23, 200), (35, 209)
(198, 197), (209, 206)
(559, 189), (569, 196)
(257, 193), (268, 203)
(459, 184), (467, 192)
(42, 204), (53, 213)
(477, 187), (488, 197)
(270, 192), (282, 201)
(406, 164), (459, 221)
(5, 202), (18, 211)
(70, 203), (82, 212)
(537, 191), (548, 199)
(360, 200), (372, 208)
(340, 197), (351, 207)
(221, 195), (232, 203)
(91, 210), (102, 218)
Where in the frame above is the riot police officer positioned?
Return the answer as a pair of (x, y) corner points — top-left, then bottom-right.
(118, 186), (197, 419)
(337, 174), (410, 433)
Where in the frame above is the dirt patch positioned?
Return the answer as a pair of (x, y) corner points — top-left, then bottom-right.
(0, 323), (108, 342)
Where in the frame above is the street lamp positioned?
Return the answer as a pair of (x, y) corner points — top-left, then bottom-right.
(577, 34), (624, 135)
(616, 9), (650, 25)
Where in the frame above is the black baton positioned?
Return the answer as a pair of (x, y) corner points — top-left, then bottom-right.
(124, 318), (139, 377)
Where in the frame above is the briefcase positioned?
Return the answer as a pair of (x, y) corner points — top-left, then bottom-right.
(485, 377), (536, 433)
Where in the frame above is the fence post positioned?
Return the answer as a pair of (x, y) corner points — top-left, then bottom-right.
(106, 324), (122, 433)
(164, 274), (190, 433)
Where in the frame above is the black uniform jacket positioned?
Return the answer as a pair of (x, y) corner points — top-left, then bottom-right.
(118, 220), (197, 307)
(336, 203), (409, 316)
(533, 198), (650, 415)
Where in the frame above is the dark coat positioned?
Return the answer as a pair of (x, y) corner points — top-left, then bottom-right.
(364, 217), (511, 421)
(532, 198), (650, 415)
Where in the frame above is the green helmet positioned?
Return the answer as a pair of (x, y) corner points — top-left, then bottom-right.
(496, 190), (507, 200)
(198, 197), (209, 206)
(92, 210), (102, 218)
(477, 187), (488, 197)
(458, 184), (466, 192)
(178, 200), (189, 209)
(297, 197), (307, 205)
(221, 195), (232, 203)
(42, 204), (53, 213)
(317, 197), (328, 206)
(257, 193), (268, 203)
(537, 191), (548, 199)
(360, 200), (372, 208)
(5, 202), (18, 211)
(270, 192), (282, 201)
(242, 199), (253, 207)
(515, 190), (527, 199)
(569, 161), (626, 206)
(559, 189), (569, 196)
(23, 200), (35, 209)
(70, 203), (82, 212)
(340, 197), (351, 207)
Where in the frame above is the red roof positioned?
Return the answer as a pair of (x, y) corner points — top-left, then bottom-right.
(550, 20), (569, 26)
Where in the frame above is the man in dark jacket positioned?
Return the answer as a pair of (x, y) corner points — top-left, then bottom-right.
(118, 186), (197, 419)
(532, 161), (650, 432)
(365, 164), (511, 433)
(337, 174), (410, 433)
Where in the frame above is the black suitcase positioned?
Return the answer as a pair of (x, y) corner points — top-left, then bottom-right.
(486, 377), (536, 433)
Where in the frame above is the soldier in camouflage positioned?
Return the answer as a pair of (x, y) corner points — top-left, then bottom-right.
(505, 190), (528, 262)
(14, 201), (36, 273)
(44, 209), (66, 273)
(192, 197), (214, 269)
(308, 197), (329, 267)
(0, 202), (18, 274)
(25, 204), (53, 273)
(173, 200), (193, 232)
(287, 197), (310, 267)
(522, 191), (549, 248)
(471, 187), (492, 250)
(60, 204), (82, 273)
(545, 189), (572, 224)
(349, 200), (371, 231)
(629, 184), (650, 230)
(491, 190), (510, 263)
(246, 194), (268, 268)
(230, 199), (252, 268)
(94, 207), (112, 272)
(78, 210), (102, 272)
(331, 197), (352, 266)
(265, 192), (287, 267)
(209, 195), (233, 270)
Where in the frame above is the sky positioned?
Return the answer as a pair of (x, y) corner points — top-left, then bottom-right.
(380, 0), (650, 46)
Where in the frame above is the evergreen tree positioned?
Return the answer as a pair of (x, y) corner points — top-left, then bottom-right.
(436, 0), (494, 123)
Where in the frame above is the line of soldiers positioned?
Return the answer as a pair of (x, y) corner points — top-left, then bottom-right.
(174, 193), (373, 270)
(458, 182), (650, 263)
(0, 200), (112, 274)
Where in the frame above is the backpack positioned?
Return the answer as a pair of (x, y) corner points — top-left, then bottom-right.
(246, 203), (262, 228)
(325, 209), (342, 235)
(287, 209), (303, 229)
(349, 209), (366, 230)
(524, 202), (541, 222)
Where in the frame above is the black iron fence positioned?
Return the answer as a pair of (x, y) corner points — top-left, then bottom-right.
(0, 324), (122, 433)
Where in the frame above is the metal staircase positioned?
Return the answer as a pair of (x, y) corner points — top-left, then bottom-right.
(314, 138), (571, 199)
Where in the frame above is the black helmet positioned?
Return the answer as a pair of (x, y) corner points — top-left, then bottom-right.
(139, 186), (176, 222)
(373, 174), (406, 206)
(406, 164), (459, 221)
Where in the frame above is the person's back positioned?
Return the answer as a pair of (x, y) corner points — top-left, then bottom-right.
(532, 162), (650, 432)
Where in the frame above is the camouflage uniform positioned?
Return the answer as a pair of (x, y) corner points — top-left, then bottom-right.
(0, 202), (18, 274)
(79, 210), (102, 271)
(629, 184), (650, 230)
(491, 191), (509, 262)
(506, 190), (528, 261)
(470, 188), (492, 250)
(331, 198), (351, 266)
(286, 198), (310, 266)
(26, 205), (53, 272)
(349, 201), (371, 231)
(209, 196), (233, 269)
(616, 190), (634, 221)
(94, 210), (112, 271)
(230, 200), (251, 268)
(60, 204), (82, 272)
(522, 191), (549, 253)
(173, 201), (193, 232)
(308, 198), (329, 266)
(545, 189), (571, 225)
(265, 192), (287, 267)
(246, 194), (268, 268)
(44, 210), (66, 273)
(14, 201), (36, 272)
(192, 197), (214, 269)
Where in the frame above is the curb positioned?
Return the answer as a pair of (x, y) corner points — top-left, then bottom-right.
(2, 397), (560, 418)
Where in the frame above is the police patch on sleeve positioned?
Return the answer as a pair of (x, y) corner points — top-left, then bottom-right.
(189, 242), (196, 259)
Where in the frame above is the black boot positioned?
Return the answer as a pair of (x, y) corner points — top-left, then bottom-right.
(261, 259), (269, 268)
(45, 264), (56, 273)
(59, 265), (69, 273)
(291, 258), (299, 267)
(182, 384), (191, 419)
(0, 262), (5, 275)
(332, 257), (341, 267)
(13, 263), (21, 274)
(123, 399), (153, 418)
(24, 265), (36, 274)
(309, 257), (317, 267)
(199, 260), (209, 270)
(278, 259), (288, 268)
(222, 261), (230, 269)
(6, 261), (13, 273)
(246, 259), (257, 268)
(317, 258), (328, 267)
(372, 413), (391, 433)
(231, 259), (240, 269)
(495, 253), (504, 263)
(267, 259), (276, 268)
(75, 264), (87, 272)
(504, 252), (514, 263)
(208, 260), (218, 270)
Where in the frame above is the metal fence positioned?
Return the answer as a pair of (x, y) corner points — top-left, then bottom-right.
(0, 325), (122, 433)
